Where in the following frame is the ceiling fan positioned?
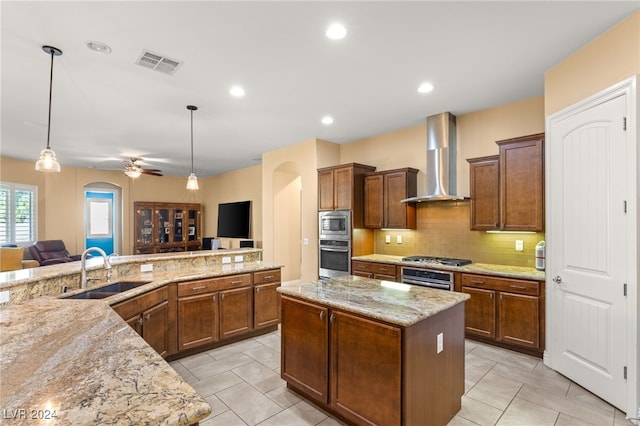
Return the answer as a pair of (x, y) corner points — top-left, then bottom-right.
(123, 158), (163, 178)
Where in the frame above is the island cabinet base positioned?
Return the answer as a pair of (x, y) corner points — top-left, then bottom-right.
(281, 296), (465, 426)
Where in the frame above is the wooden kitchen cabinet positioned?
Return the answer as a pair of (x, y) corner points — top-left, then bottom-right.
(462, 273), (543, 356)
(317, 163), (376, 227)
(467, 155), (500, 230)
(177, 291), (219, 351)
(467, 134), (544, 231)
(134, 202), (202, 254)
(364, 168), (418, 229)
(281, 296), (401, 425)
(498, 134), (544, 231)
(351, 260), (398, 281)
(253, 269), (282, 329)
(112, 286), (170, 357)
(220, 286), (253, 339)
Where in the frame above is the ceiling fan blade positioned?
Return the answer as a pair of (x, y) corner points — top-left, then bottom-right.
(143, 168), (162, 172)
(141, 170), (163, 176)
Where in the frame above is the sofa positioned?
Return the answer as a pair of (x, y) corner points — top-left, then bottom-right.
(28, 240), (83, 267)
(0, 247), (40, 272)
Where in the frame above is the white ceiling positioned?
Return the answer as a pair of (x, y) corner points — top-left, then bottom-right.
(1, 1), (638, 178)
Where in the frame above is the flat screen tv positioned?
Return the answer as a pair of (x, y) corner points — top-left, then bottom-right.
(217, 201), (251, 239)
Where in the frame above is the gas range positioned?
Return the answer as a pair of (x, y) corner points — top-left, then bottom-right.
(401, 255), (472, 267)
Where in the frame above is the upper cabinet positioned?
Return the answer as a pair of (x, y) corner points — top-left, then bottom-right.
(364, 168), (418, 229)
(468, 134), (544, 232)
(317, 163), (376, 228)
(134, 202), (202, 254)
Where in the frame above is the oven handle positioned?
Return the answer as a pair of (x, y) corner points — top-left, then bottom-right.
(402, 278), (451, 290)
(320, 247), (350, 253)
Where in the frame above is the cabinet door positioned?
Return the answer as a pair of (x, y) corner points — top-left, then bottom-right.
(125, 315), (143, 336)
(462, 287), (496, 338)
(333, 167), (353, 210)
(254, 282), (281, 329)
(219, 287), (252, 339)
(134, 204), (155, 253)
(498, 292), (539, 349)
(330, 310), (401, 426)
(143, 301), (169, 357)
(178, 293), (219, 351)
(281, 296), (329, 404)
(384, 171), (410, 229)
(468, 156), (500, 230)
(186, 206), (201, 247)
(499, 136), (544, 231)
(364, 174), (383, 228)
(318, 169), (335, 211)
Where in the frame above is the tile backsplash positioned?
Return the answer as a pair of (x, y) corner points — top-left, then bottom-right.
(372, 200), (545, 268)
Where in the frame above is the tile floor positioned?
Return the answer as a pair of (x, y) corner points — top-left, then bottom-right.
(170, 327), (634, 426)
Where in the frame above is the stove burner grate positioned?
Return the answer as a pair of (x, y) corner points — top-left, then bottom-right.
(401, 255), (472, 267)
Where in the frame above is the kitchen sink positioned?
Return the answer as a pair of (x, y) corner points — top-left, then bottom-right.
(63, 281), (151, 300)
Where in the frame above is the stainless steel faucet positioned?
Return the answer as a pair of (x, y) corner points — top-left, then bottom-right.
(80, 247), (112, 289)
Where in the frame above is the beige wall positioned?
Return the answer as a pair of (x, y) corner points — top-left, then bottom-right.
(545, 11), (640, 115)
(201, 165), (262, 249)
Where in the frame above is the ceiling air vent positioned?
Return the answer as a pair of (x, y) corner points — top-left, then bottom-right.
(135, 50), (182, 75)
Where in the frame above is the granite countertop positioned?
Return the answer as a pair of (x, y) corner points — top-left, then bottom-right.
(59, 260), (282, 305)
(278, 275), (469, 327)
(0, 298), (211, 425)
(352, 254), (545, 281)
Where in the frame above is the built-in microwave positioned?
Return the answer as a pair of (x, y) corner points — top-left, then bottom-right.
(319, 210), (351, 240)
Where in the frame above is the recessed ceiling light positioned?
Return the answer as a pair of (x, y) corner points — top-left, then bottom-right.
(417, 82), (434, 94)
(321, 116), (334, 125)
(326, 23), (347, 40)
(86, 41), (111, 54)
(229, 86), (245, 97)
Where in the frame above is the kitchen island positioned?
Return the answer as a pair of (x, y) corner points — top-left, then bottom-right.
(278, 275), (469, 426)
(0, 298), (210, 425)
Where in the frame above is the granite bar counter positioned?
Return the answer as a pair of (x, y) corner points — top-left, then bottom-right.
(0, 298), (211, 425)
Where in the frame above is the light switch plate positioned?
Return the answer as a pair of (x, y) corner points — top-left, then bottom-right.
(234, 255), (244, 263)
(0, 291), (9, 304)
(140, 264), (153, 272)
(515, 240), (524, 251)
(222, 257), (231, 264)
(396, 235), (403, 244)
(385, 235), (391, 244)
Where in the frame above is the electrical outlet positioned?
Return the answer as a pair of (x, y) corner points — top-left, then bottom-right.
(515, 240), (524, 251)
(303, 238), (309, 246)
(140, 264), (153, 272)
(234, 255), (244, 263)
(222, 257), (231, 264)
(396, 235), (403, 244)
(0, 291), (9, 304)
(437, 332), (444, 354)
(385, 235), (391, 244)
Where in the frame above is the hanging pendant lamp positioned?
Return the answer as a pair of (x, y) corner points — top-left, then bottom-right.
(35, 45), (63, 172)
(186, 105), (199, 190)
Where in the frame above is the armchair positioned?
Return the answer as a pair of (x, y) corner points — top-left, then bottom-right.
(28, 240), (83, 266)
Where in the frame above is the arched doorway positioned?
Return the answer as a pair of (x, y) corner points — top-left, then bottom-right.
(84, 182), (122, 255)
(273, 163), (302, 282)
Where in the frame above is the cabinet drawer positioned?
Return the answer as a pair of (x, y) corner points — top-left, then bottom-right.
(178, 273), (252, 297)
(112, 286), (168, 319)
(254, 269), (281, 285)
(462, 274), (539, 296)
(352, 261), (396, 276)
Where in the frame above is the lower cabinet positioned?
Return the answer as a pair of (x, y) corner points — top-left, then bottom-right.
(462, 273), (543, 354)
(177, 291), (219, 351)
(220, 286), (253, 339)
(351, 260), (398, 281)
(112, 287), (169, 357)
(254, 269), (282, 329)
(281, 296), (401, 425)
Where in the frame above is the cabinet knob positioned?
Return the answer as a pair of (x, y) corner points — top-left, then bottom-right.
(256, 287), (260, 293)
(144, 314), (151, 321)
(319, 311), (325, 320)
(137, 317), (144, 325)
(330, 314), (335, 323)
(221, 293), (225, 300)
(213, 295), (216, 301)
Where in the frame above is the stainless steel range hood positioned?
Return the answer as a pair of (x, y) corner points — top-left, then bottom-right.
(402, 112), (465, 203)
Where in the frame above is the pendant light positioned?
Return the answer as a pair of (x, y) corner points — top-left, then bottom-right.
(186, 105), (199, 190)
(35, 45), (63, 172)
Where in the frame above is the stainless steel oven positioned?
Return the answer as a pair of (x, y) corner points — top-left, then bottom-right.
(319, 239), (351, 278)
(401, 267), (454, 291)
(319, 210), (351, 240)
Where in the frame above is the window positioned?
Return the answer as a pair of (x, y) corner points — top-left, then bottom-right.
(0, 183), (37, 245)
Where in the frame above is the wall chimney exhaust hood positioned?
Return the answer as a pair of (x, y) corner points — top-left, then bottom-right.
(402, 112), (465, 203)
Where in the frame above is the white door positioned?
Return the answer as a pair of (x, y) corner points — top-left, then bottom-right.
(547, 91), (629, 410)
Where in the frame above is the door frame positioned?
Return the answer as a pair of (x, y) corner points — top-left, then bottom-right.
(544, 76), (638, 418)
(84, 182), (122, 255)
